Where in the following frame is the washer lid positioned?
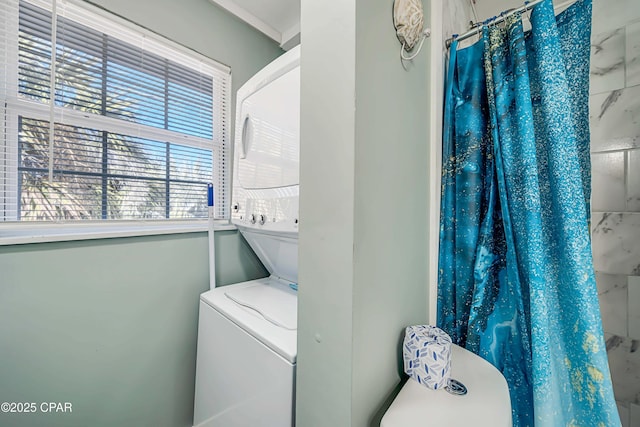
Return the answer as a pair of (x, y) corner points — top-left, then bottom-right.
(224, 281), (297, 331)
(200, 278), (297, 363)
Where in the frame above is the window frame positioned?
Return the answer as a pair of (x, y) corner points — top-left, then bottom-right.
(0, 0), (232, 234)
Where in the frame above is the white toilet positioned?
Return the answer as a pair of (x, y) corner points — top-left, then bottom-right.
(381, 344), (513, 426)
(193, 46), (300, 427)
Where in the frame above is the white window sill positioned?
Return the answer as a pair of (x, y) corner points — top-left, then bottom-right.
(0, 220), (236, 246)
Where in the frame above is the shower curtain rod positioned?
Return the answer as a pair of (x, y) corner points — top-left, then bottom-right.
(445, 0), (576, 48)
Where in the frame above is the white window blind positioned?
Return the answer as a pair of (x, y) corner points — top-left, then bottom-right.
(0, 0), (230, 222)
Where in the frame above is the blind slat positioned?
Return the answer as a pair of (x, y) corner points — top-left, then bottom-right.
(0, 0), (229, 222)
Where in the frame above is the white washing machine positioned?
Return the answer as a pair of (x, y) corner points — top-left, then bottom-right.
(193, 277), (297, 427)
(193, 46), (300, 427)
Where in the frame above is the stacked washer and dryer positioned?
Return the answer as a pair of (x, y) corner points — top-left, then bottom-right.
(193, 46), (300, 427)
(192, 43), (513, 427)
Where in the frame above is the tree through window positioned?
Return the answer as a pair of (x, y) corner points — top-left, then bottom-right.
(1, 0), (230, 221)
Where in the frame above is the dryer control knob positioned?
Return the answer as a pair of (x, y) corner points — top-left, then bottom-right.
(259, 214), (266, 225)
(250, 214), (256, 224)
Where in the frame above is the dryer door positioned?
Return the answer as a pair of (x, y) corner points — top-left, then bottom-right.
(237, 66), (300, 190)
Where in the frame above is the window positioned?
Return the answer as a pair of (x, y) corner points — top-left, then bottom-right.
(0, 0), (230, 222)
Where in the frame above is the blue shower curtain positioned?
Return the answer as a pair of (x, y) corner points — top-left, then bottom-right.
(437, 0), (619, 425)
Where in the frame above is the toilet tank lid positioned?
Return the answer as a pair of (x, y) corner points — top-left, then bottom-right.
(381, 344), (512, 427)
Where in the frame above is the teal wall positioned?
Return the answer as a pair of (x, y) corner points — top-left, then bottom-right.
(0, 0), (279, 426)
(297, 0), (431, 425)
(351, 1), (431, 424)
(0, 230), (267, 427)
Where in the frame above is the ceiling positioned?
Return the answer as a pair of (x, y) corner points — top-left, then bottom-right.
(208, 0), (300, 50)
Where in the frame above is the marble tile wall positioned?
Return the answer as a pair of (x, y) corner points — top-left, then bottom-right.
(589, 1), (640, 424)
(443, 0), (474, 49)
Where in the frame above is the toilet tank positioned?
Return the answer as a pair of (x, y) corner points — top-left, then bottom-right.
(381, 344), (512, 427)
